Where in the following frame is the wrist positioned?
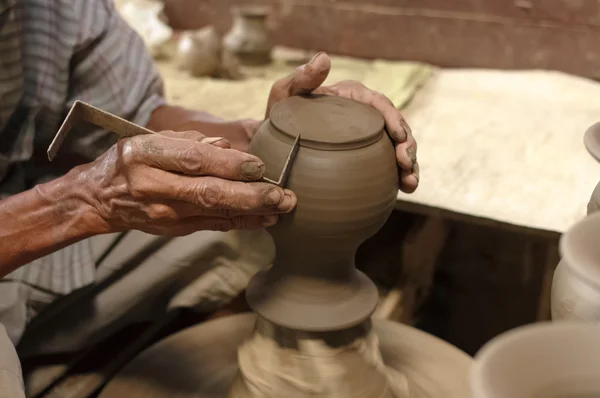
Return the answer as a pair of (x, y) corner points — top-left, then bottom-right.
(36, 166), (112, 237)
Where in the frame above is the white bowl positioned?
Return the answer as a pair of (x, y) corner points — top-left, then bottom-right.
(471, 322), (600, 398)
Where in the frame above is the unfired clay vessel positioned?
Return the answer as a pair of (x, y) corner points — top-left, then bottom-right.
(246, 94), (399, 331)
(98, 94), (473, 398)
(552, 212), (600, 323)
(176, 26), (222, 77)
(223, 6), (273, 66)
(551, 122), (600, 322)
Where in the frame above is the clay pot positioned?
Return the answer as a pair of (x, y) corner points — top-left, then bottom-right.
(223, 6), (273, 66)
(471, 322), (600, 397)
(551, 121), (600, 322)
(552, 212), (600, 322)
(246, 94), (399, 331)
(176, 26), (221, 77)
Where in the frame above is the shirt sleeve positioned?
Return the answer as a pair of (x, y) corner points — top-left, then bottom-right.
(64, 0), (166, 160)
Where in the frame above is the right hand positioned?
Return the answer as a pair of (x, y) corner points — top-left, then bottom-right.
(79, 130), (297, 236)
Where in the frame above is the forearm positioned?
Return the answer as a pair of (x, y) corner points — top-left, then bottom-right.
(147, 105), (259, 152)
(0, 169), (106, 277)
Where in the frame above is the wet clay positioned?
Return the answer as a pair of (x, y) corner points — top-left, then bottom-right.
(99, 95), (472, 398)
(246, 94), (399, 331)
(228, 317), (409, 398)
(99, 314), (473, 398)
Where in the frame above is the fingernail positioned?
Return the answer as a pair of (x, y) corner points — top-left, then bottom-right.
(240, 161), (265, 179)
(406, 147), (417, 165)
(262, 215), (278, 227)
(203, 137), (226, 145)
(391, 128), (407, 142)
(277, 191), (296, 212)
(400, 119), (412, 137)
(309, 51), (325, 65)
(412, 161), (420, 182)
(265, 187), (283, 206)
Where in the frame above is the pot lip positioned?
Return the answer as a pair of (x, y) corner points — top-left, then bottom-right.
(560, 211), (600, 289)
(470, 321), (600, 397)
(269, 94), (386, 151)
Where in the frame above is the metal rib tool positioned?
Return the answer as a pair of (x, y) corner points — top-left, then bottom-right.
(47, 100), (155, 161)
(47, 100), (301, 188)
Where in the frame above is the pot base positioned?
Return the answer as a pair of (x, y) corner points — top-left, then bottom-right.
(246, 268), (379, 331)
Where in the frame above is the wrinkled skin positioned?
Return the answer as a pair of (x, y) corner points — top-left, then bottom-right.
(82, 52), (418, 237)
(80, 130), (297, 236)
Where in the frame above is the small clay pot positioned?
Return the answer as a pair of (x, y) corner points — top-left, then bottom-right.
(246, 94), (399, 331)
(176, 26), (221, 77)
(551, 121), (600, 322)
(223, 5), (273, 66)
(552, 212), (600, 322)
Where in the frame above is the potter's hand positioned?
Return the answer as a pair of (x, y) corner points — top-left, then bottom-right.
(79, 131), (296, 236)
(265, 52), (419, 193)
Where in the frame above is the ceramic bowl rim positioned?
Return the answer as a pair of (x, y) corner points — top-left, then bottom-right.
(584, 122), (600, 163)
(470, 321), (600, 398)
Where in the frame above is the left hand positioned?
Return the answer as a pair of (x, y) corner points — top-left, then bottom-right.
(252, 52), (419, 193)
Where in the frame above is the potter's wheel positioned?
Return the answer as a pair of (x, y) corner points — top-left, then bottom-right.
(99, 313), (472, 398)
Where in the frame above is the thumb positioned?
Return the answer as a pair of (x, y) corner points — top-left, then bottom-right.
(265, 51), (331, 118)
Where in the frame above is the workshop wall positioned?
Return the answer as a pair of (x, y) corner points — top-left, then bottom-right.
(163, 0), (600, 79)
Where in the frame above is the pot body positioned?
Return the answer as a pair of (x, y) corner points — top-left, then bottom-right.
(223, 6), (273, 66)
(246, 95), (398, 331)
(551, 179), (600, 323)
(551, 259), (600, 322)
(176, 26), (221, 77)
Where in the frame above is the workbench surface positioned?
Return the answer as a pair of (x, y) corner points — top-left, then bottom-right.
(397, 69), (600, 235)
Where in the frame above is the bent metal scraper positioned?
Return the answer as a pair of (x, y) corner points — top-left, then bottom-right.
(47, 100), (300, 188)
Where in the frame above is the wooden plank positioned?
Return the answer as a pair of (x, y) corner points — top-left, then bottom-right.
(394, 200), (560, 239)
(374, 216), (449, 323)
(536, 241), (560, 321)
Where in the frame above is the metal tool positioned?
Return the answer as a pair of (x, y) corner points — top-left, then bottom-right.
(47, 100), (301, 188)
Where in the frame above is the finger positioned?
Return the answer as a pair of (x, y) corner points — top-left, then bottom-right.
(126, 134), (265, 181)
(161, 214), (279, 236)
(137, 173), (298, 216)
(395, 137), (417, 172)
(315, 82), (410, 144)
(399, 162), (419, 194)
(265, 51), (331, 117)
(157, 130), (232, 149)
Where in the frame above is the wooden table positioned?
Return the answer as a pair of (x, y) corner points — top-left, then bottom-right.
(389, 69), (600, 321)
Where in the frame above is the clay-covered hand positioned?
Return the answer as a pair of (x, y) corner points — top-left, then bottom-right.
(265, 52), (419, 193)
(77, 130), (297, 236)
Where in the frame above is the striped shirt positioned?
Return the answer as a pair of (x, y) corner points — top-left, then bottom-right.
(0, 0), (165, 343)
